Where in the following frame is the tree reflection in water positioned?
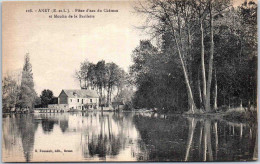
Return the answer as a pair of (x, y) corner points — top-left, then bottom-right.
(2, 112), (257, 162)
(133, 114), (257, 161)
(59, 119), (69, 132)
(16, 114), (38, 162)
(41, 119), (58, 133)
(80, 112), (135, 160)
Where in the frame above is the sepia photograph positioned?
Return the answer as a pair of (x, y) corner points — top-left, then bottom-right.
(2, 0), (258, 162)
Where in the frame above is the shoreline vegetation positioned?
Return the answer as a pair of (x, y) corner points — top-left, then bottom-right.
(3, 106), (257, 124)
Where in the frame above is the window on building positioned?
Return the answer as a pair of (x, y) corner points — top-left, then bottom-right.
(77, 99), (79, 102)
(90, 105), (92, 108)
(90, 99), (92, 103)
(70, 99), (72, 102)
(82, 99), (83, 104)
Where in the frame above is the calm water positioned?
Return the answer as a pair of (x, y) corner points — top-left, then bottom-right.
(2, 112), (257, 162)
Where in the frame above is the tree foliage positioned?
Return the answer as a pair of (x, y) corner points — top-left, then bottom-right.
(75, 60), (128, 106)
(40, 89), (54, 108)
(17, 54), (37, 111)
(131, 0), (257, 113)
(2, 74), (20, 112)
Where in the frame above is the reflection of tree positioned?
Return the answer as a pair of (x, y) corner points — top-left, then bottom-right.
(134, 114), (257, 161)
(87, 133), (122, 158)
(41, 119), (58, 133)
(214, 122), (218, 159)
(203, 120), (213, 161)
(110, 136), (121, 155)
(81, 113), (132, 159)
(133, 115), (188, 161)
(16, 114), (38, 162)
(89, 135), (108, 158)
(184, 118), (197, 161)
(59, 119), (68, 133)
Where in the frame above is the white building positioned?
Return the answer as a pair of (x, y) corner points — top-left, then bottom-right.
(57, 89), (99, 111)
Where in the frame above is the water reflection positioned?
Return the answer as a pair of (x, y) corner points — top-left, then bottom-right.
(133, 113), (257, 161)
(2, 112), (257, 162)
(2, 114), (38, 162)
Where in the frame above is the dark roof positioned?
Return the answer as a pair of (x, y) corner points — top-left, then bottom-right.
(60, 89), (99, 98)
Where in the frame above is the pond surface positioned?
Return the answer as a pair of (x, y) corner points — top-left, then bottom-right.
(2, 112), (257, 162)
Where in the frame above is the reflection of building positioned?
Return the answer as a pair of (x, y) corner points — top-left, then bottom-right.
(57, 89), (99, 111)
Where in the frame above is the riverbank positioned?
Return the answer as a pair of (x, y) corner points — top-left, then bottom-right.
(3, 107), (257, 123)
(132, 107), (257, 123)
(180, 107), (257, 123)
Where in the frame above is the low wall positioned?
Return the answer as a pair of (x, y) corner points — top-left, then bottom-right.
(48, 104), (69, 111)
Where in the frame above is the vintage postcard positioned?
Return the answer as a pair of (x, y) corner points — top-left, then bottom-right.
(2, 0), (257, 162)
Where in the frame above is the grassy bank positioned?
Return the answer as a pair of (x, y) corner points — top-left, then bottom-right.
(180, 107), (257, 123)
(222, 107), (257, 123)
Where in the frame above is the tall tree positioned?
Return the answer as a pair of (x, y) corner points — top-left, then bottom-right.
(95, 60), (107, 106)
(105, 62), (125, 106)
(18, 54), (36, 111)
(134, 0), (200, 113)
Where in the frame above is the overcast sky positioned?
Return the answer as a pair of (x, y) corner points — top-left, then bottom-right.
(2, 0), (252, 96)
(3, 1), (146, 96)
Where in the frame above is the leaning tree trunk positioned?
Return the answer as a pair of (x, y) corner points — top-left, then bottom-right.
(205, 1), (214, 112)
(200, 18), (207, 111)
(173, 32), (197, 113)
(161, 4), (198, 114)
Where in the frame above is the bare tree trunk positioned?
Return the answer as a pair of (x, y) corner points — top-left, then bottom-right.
(166, 19), (198, 113)
(240, 99), (243, 111)
(214, 69), (217, 110)
(198, 70), (203, 109)
(187, 23), (195, 107)
(107, 85), (110, 106)
(84, 79), (87, 89)
(160, 3), (198, 113)
(200, 18), (207, 111)
(79, 79), (82, 89)
(240, 123), (243, 139)
(100, 87), (103, 112)
(109, 87), (112, 103)
(205, 0), (214, 112)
